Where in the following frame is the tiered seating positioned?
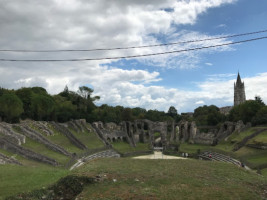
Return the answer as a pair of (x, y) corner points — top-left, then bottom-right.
(199, 151), (241, 166)
(70, 149), (120, 170)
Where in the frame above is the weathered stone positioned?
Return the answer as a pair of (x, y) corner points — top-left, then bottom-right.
(73, 120), (85, 132)
(67, 121), (80, 132)
(188, 121), (197, 144)
(0, 152), (22, 165)
(216, 121), (235, 141)
(0, 123), (26, 145)
(33, 121), (54, 136)
(235, 120), (245, 133)
(14, 124), (71, 157)
(0, 137), (58, 166)
(50, 122), (87, 150)
(234, 72), (246, 106)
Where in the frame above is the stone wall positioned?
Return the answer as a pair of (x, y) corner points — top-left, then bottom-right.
(91, 119), (250, 147)
(0, 137), (58, 166)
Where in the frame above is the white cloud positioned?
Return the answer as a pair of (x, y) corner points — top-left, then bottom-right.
(195, 100), (205, 105)
(0, 0), (246, 113)
(216, 24), (227, 28)
(95, 72), (267, 112)
(0, 0), (236, 68)
(205, 62), (213, 66)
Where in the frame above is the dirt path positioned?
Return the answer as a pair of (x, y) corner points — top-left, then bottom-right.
(133, 151), (187, 159)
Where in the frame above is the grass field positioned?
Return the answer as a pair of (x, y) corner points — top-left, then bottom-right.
(22, 137), (71, 165)
(72, 158), (267, 200)
(1, 124), (267, 199)
(70, 130), (104, 149)
(112, 141), (150, 154)
(226, 128), (256, 143)
(0, 164), (69, 199)
(248, 130), (267, 144)
(179, 143), (212, 154)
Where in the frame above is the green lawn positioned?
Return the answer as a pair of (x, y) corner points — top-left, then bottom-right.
(179, 143), (212, 154)
(247, 154), (267, 166)
(46, 129), (85, 155)
(262, 168), (267, 176)
(70, 130), (104, 149)
(226, 128), (256, 143)
(112, 141), (150, 154)
(248, 130), (267, 144)
(22, 137), (71, 165)
(72, 158), (267, 200)
(0, 147), (56, 167)
(0, 164), (69, 199)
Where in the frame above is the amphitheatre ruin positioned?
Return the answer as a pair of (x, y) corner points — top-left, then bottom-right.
(0, 73), (266, 199)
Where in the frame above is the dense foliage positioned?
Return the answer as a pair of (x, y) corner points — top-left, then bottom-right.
(193, 105), (225, 126)
(0, 86), (180, 123)
(1, 86), (266, 126)
(229, 98), (266, 124)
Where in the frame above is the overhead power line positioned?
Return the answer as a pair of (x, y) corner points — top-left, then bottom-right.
(0, 36), (266, 62)
(0, 29), (267, 53)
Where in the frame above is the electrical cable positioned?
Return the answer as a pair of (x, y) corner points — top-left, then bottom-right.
(0, 29), (267, 52)
(0, 36), (266, 62)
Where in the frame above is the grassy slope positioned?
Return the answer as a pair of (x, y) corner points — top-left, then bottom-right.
(1, 124), (267, 199)
(74, 158), (267, 200)
(9, 122), (106, 166)
(0, 148), (51, 167)
(70, 129), (104, 149)
(248, 130), (267, 144)
(180, 126), (267, 164)
(112, 141), (150, 154)
(21, 137), (70, 165)
(0, 164), (69, 199)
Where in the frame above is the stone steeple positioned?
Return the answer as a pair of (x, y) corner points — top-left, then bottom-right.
(234, 72), (246, 106)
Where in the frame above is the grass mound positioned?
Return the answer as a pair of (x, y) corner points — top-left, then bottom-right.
(6, 175), (94, 200)
(112, 141), (151, 155)
(0, 164), (69, 199)
(73, 158), (267, 200)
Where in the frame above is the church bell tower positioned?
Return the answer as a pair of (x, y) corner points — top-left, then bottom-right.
(234, 72), (246, 106)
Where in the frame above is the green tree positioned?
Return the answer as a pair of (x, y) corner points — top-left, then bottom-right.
(0, 93), (24, 122)
(193, 105), (224, 126)
(121, 108), (134, 121)
(77, 86), (100, 101)
(167, 106), (178, 117)
(53, 95), (77, 122)
(252, 106), (267, 126)
(31, 87), (48, 95)
(30, 94), (56, 120)
(229, 100), (264, 123)
(15, 88), (33, 119)
(132, 107), (146, 120)
(255, 96), (265, 106)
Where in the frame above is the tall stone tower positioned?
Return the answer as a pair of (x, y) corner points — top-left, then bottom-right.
(234, 72), (246, 106)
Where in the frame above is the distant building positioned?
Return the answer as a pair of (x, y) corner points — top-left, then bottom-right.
(234, 72), (246, 106)
(181, 112), (194, 118)
(219, 106), (232, 115)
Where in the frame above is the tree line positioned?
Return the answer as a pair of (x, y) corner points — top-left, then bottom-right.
(0, 86), (266, 126)
(0, 86), (179, 123)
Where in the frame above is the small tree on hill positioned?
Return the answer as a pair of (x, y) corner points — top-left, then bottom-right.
(0, 93), (24, 122)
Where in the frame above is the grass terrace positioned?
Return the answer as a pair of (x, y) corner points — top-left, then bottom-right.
(0, 164), (69, 199)
(112, 141), (151, 154)
(73, 158), (267, 200)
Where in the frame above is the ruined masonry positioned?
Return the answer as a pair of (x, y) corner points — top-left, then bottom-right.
(92, 119), (251, 149)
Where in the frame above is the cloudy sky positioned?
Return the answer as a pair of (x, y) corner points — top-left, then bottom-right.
(0, 0), (267, 113)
